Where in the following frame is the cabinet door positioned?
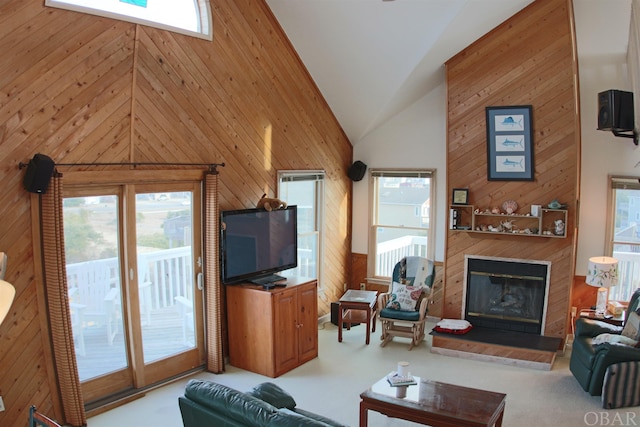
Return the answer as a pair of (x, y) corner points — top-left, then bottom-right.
(298, 282), (318, 363)
(273, 288), (298, 375)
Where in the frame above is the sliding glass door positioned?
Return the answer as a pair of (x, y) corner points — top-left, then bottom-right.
(63, 183), (204, 404)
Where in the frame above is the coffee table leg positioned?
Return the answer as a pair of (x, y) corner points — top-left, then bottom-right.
(338, 303), (343, 342)
(495, 407), (505, 427)
(359, 401), (368, 427)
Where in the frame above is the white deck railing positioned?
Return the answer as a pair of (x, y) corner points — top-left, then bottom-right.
(610, 250), (640, 301)
(138, 247), (193, 309)
(67, 246), (193, 312)
(69, 240), (640, 309)
(376, 236), (428, 277)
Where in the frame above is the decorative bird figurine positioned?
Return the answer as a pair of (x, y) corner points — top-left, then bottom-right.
(547, 199), (567, 209)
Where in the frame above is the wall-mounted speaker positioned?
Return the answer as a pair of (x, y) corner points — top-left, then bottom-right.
(23, 154), (55, 194)
(347, 160), (367, 181)
(597, 89), (635, 131)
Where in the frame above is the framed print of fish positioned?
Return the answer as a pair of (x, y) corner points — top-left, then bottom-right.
(485, 105), (534, 181)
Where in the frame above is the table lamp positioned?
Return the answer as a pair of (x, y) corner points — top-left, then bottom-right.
(586, 256), (619, 316)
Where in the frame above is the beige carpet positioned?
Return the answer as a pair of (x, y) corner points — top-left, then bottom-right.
(88, 319), (640, 426)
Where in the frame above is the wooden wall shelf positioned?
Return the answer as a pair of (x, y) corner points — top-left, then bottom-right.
(449, 205), (567, 238)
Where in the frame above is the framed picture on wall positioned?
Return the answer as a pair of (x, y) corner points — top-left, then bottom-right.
(486, 105), (534, 181)
(451, 188), (469, 205)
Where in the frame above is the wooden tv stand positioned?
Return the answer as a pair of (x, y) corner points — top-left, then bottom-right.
(226, 277), (318, 377)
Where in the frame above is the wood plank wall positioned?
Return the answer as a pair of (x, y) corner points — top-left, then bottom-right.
(0, 1), (353, 425)
(444, 0), (579, 343)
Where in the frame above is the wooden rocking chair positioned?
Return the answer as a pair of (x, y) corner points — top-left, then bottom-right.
(378, 256), (435, 350)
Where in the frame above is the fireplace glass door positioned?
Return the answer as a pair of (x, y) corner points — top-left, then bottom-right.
(465, 257), (549, 334)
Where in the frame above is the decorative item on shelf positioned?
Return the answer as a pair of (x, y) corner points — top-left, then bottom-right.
(586, 256), (619, 316)
(491, 206), (500, 214)
(500, 220), (515, 232)
(554, 219), (565, 236)
(502, 200), (518, 214)
(531, 204), (541, 216)
(451, 188), (469, 205)
(547, 199), (567, 209)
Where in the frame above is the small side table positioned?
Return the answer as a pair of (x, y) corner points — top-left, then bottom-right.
(579, 310), (625, 327)
(338, 290), (378, 344)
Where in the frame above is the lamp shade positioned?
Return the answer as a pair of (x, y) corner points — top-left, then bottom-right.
(586, 256), (619, 288)
(0, 279), (15, 325)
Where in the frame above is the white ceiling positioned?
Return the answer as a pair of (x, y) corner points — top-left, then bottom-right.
(266, 0), (632, 145)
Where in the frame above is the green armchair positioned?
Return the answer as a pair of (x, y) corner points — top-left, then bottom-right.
(569, 288), (640, 396)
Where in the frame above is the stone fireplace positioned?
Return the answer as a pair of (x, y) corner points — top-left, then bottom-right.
(463, 255), (551, 335)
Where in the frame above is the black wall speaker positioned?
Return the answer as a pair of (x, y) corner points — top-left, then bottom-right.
(23, 154), (55, 194)
(347, 160), (367, 182)
(598, 89), (635, 131)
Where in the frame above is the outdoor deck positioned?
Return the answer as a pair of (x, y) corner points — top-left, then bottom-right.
(75, 305), (192, 381)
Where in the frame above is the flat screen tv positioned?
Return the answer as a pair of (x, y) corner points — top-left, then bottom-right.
(220, 206), (297, 285)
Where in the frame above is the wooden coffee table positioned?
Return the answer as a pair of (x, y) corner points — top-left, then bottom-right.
(360, 375), (506, 427)
(338, 290), (378, 345)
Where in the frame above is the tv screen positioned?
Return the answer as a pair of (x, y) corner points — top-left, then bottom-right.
(220, 206), (298, 284)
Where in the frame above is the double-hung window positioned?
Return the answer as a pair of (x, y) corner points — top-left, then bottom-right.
(278, 171), (325, 285)
(369, 169), (434, 279)
(607, 176), (640, 301)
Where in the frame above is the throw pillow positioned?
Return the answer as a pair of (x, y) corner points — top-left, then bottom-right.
(247, 382), (297, 410)
(592, 333), (639, 347)
(621, 311), (640, 343)
(385, 281), (426, 311)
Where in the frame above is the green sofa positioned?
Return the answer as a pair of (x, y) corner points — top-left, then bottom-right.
(178, 379), (347, 427)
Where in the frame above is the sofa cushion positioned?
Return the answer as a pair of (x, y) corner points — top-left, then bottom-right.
(247, 382), (297, 410)
(184, 379), (276, 425)
(621, 311), (640, 344)
(266, 408), (333, 427)
(292, 407), (349, 427)
(379, 307), (421, 321)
